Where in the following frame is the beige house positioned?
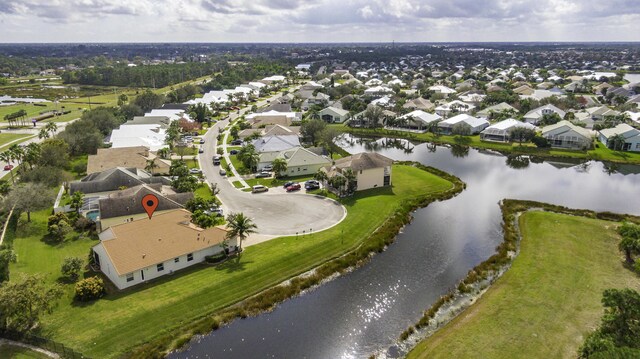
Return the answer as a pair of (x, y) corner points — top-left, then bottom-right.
(246, 110), (302, 128)
(323, 152), (393, 192)
(277, 147), (331, 176)
(93, 209), (237, 290)
(87, 146), (170, 175)
(541, 120), (593, 149)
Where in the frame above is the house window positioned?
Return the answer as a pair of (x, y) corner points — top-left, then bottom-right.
(187, 253), (194, 262)
(360, 170), (363, 174)
(126, 273), (134, 282)
(157, 263), (164, 272)
(636, 143), (640, 149)
(174, 257), (180, 263)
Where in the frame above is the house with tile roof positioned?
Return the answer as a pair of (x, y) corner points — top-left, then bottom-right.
(87, 146), (171, 175)
(93, 209), (237, 289)
(321, 152), (393, 192)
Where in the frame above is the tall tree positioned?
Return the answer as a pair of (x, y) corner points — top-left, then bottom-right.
(0, 151), (15, 184)
(4, 183), (55, 222)
(133, 90), (165, 112)
(0, 274), (63, 332)
(70, 191), (85, 215)
(509, 127), (536, 145)
(225, 212), (257, 252)
(271, 158), (288, 178)
(301, 119), (327, 146)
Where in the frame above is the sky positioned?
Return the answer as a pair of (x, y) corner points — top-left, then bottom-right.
(0, 0), (639, 43)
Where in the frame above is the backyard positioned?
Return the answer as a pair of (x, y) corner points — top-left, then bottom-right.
(9, 164), (454, 358)
(408, 210), (640, 359)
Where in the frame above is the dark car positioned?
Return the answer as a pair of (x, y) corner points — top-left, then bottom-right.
(230, 149), (239, 155)
(286, 183), (301, 192)
(305, 180), (320, 190)
(231, 139), (243, 146)
(255, 171), (271, 178)
(200, 139), (205, 144)
(282, 181), (295, 188)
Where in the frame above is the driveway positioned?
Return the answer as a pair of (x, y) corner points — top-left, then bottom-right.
(199, 89), (346, 236)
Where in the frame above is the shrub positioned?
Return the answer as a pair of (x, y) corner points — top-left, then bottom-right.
(61, 257), (84, 282)
(75, 276), (105, 301)
(205, 252), (227, 264)
(74, 216), (92, 231)
(47, 213), (72, 242)
(531, 135), (550, 148)
(634, 261), (640, 275)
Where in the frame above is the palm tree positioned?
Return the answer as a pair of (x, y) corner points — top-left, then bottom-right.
(0, 151), (15, 184)
(314, 170), (329, 185)
(225, 212), (257, 252)
(38, 128), (50, 140)
(45, 122), (58, 137)
(23, 143), (41, 170)
(8, 144), (24, 167)
(144, 158), (159, 174)
(271, 158), (288, 178)
(608, 134), (627, 151)
(70, 191), (85, 215)
(342, 168), (357, 194)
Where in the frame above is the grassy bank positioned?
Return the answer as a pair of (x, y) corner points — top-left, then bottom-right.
(0, 133), (33, 149)
(0, 342), (50, 359)
(9, 164), (460, 358)
(338, 126), (640, 165)
(407, 203), (640, 359)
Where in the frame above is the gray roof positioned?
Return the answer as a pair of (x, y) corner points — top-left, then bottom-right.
(252, 135), (300, 153)
(98, 184), (192, 219)
(70, 167), (169, 194)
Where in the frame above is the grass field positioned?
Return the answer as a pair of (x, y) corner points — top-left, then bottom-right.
(244, 174), (315, 188)
(10, 164), (453, 358)
(0, 133), (33, 150)
(408, 211), (640, 359)
(0, 343), (50, 359)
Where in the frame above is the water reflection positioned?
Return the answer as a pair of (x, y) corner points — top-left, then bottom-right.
(176, 135), (640, 359)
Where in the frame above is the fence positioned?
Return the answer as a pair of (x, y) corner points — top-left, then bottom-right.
(0, 331), (90, 359)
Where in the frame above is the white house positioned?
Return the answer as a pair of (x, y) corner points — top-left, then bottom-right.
(541, 120), (593, 149)
(480, 118), (537, 142)
(598, 123), (640, 152)
(145, 109), (191, 122)
(523, 104), (566, 124)
(428, 85), (456, 97)
(109, 124), (167, 151)
(438, 114), (489, 135)
(394, 110), (442, 131)
(92, 209), (237, 290)
(364, 86), (393, 98)
(435, 100), (476, 117)
(586, 106), (620, 121)
(322, 152), (393, 192)
(319, 106), (349, 123)
(276, 147), (332, 176)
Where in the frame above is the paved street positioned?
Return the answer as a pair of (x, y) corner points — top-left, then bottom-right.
(199, 89), (347, 237)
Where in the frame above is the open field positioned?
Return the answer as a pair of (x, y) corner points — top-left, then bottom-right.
(408, 210), (640, 359)
(9, 164), (453, 358)
(0, 133), (34, 150)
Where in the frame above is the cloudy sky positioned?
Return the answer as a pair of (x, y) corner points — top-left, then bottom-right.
(0, 0), (639, 42)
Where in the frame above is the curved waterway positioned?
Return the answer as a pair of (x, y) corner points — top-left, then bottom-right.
(172, 136), (640, 359)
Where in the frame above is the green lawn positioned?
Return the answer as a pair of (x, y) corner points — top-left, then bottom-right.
(0, 343), (50, 359)
(10, 164), (453, 358)
(244, 174), (315, 188)
(193, 183), (212, 200)
(232, 180), (244, 188)
(0, 133), (33, 150)
(408, 211), (640, 359)
(588, 142), (640, 163)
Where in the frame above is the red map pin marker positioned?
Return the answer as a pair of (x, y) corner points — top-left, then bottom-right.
(142, 194), (159, 219)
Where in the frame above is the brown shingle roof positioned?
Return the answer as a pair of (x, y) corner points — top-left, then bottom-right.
(98, 184), (192, 219)
(333, 152), (393, 171)
(98, 209), (228, 275)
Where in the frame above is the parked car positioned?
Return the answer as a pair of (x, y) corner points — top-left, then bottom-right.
(252, 185), (268, 193)
(184, 136), (193, 142)
(219, 169), (227, 176)
(198, 148), (204, 154)
(282, 181), (295, 188)
(3, 164), (13, 171)
(213, 155), (221, 165)
(230, 149), (239, 155)
(231, 139), (243, 146)
(189, 168), (202, 174)
(305, 180), (320, 190)
(200, 139), (205, 144)
(255, 171), (271, 178)
(286, 183), (301, 192)
(204, 207), (223, 217)
(263, 165), (273, 171)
